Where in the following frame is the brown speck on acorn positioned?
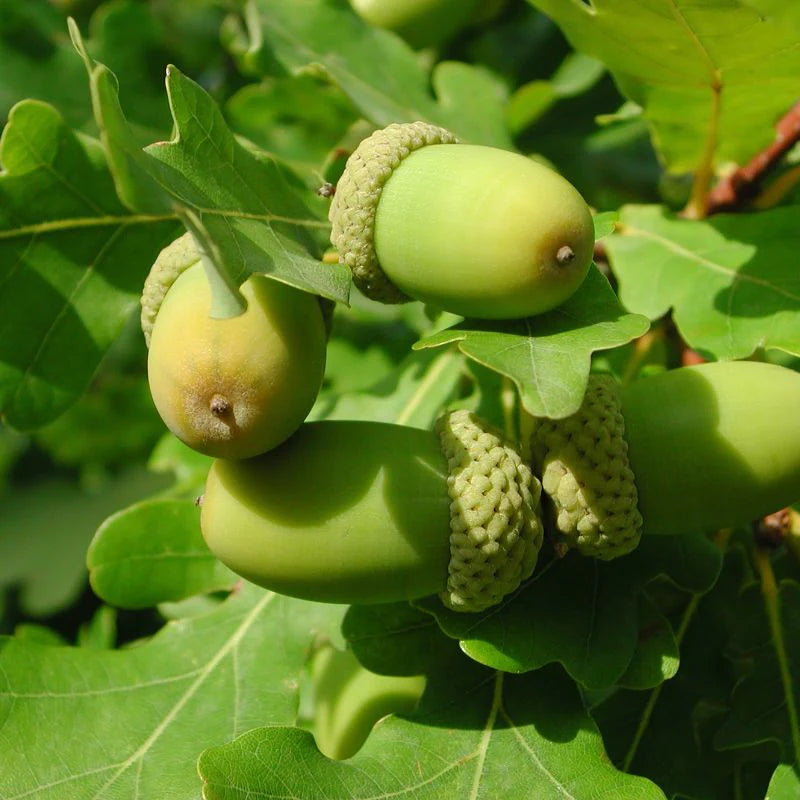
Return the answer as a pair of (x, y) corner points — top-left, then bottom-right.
(210, 394), (231, 417)
(556, 245), (575, 265)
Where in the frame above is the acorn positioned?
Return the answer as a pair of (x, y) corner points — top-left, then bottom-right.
(529, 361), (800, 558)
(348, 0), (489, 49)
(142, 234), (327, 460)
(201, 361), (800, 612)
(328, 122), (595, 319)
(310, 644), (425, 760)
(200, 410), (544, 613)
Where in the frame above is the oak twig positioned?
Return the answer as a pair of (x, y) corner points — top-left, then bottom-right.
(754, 508), (793, 550)
(706, 101), (800, 214)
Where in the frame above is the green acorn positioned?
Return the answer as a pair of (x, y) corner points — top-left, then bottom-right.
(310, 645), (425, 761)
(200, 410), (544, 613)
(530, 361), (800, 558)
(348, 0), (496, 49)
(328, 122), (595, 319)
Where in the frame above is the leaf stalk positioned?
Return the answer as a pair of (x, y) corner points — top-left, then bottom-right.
(753, 545), (800, 766)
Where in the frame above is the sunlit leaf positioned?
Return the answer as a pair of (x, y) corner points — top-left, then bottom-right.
(606, 205), (800, 360)
(144, 66), (351, 312)
(88, 498), (236, 609)
(0, 586), (345, 799)
(0, 100), (179, 429)
(199, 656), (666, 800)
(415, 267), (650, 419)
(311, 346), (465, 429)
(766, 763), (800, 800)
(528, 0), (800, 173)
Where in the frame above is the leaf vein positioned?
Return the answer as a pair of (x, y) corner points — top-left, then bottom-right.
(88, 592), (276, 798)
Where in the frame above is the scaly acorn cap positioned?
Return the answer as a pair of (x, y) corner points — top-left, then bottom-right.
(141, 233), (335, 344)
(140, 232), (200, 347)
(328, 121), (457, 304)
(437, 409), (544, 612)
(529, 375), (642, 559)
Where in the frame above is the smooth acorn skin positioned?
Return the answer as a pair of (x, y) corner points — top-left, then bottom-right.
(621, 361), (800, 536)
(147, 263), (327, 460)
(372, 144), (595, 319)
(201, 421), (452, 604)
(349, 0), (481, 48)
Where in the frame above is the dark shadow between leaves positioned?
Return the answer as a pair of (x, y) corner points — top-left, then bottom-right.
(0, 266), (101, 428)
(406, 652), (588, 744)
(343, 598), (591, 742)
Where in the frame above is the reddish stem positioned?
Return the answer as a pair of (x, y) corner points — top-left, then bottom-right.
(706, 101), (800, 214)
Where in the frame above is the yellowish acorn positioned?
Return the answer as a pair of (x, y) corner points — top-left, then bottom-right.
(143, 235), (327, 460)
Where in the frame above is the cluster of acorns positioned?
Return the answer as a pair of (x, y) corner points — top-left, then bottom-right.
(142, 123), (800, 614)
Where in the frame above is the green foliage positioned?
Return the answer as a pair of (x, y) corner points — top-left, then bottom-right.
(224, 74), (360, 170)
(607, 205), (800, 360)
(242, 0), (513, 147)
(416, 266), (649, 418)
(0, 586), (345, 798)
(416, 534), (721, 688)
(714, 573), (800, 762)
(1, 1), (799, 798)
(593, 544), (790, 800)
(0, 99), (180, 428)
(767, 763), (800, 800)
(528, 0), (800, 173)
(87, 497), (236, 609)
(0, 468), (169, 616)
(199, 660), (666, 800)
